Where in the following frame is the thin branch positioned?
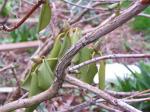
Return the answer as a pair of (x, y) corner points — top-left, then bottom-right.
(69, 2), (104, 24)
(0, 0), (44, 32)
(92, 0), (122, 3)
(96, 103), (122, 112)
(11, 68), (21, 90)
(106, 90), (138, 98)
(68, 54), (150, 72)
(138, 13), (150, 18)
(124, 89), (150, 99)
(73, 12), (111, 26)
(62, 0), (107, 11)
(62, 98), (98, 112)
(65, 75), (141, 112)
(124, 97), (150, 103)
(0, 41), (40, 52)
(0, 64), (16, 73)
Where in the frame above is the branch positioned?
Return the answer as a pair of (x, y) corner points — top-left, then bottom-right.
(65, 75), (141, 112)
(96, 103), (122, 112)
(138, 13), (150, 18)
(106, 90), (138, 98)
(124, 89), (150, 99)
(62, 0), (107, 11)
(124, 97), (150, 103)
(69, 2), (104, 24)
(0, 85), (58, 112)
(0, 1), (149, 112)
(68, 54), (150, 72)
(0, 41), (40, 52)
(0, 0), (44, 32)
(62, 98), (98, 112)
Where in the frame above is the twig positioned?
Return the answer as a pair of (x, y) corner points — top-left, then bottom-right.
(19, 92), (29, 99)
(0, 0), (44, 32)
(106, 90), (138, 98)
(124, 97), (150, 103)
(96, 103), (122, 112)
(6, 18), (38, 24)
(74, 12), (111, 26)
(11, 68), (20, 90)
(0, 41), (40, 52)
(83, 13), (116, 35)
(65, 75), (141, 112)
(69, 2), (104, 24)
(124, 89), (150, 99)
(138, 13), (150, 18)
(0, 64), (15, 73)
(92, 0), (121, 3)
(61, 98), (98, 112)
(62, 0), (107, 11)
(68, 54), (150, 72)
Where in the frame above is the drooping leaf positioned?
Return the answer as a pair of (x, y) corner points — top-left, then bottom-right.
(70, 28), (81, 64)
(37, 59), (54, 90)
(25, 71), (42, 112)
(21, 70), (32, 91)
(47, 34), (62, 71)
(21, 63), (39, 91)
(58, 32), (71, 57)
(98, 60), (106, 90)
(70, 28), (81, 45)
(38, 0), (51, 32)
(78, 47), (97, 84)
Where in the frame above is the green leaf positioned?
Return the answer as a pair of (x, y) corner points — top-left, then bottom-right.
(70, 28), (81, 64)
(25, 71), (42, 112)
(21, 63), (39, 91)
(37, 59), (54, 90)
(98, 60), (106, 90)
(70, 28), (81, 45)
(38, 0), (51, 32)
(58, 32), (71, 57)
(78, 47), (97, 84)
(47, 34), (62, 71)
(21, 70), (32, 91)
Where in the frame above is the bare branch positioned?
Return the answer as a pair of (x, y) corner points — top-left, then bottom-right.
(62, 0), (107, 11)
(66, 75), (141, 112)
(68, 54), (150, 72)
(138, 13), (150, 18)
(69, 2), (105, 24)
(0, 0), (44, 32)
(124, 89), (150, 99)
(96, 103), (122, 112)
(124, 97), (150, 103)
(62, 98), (98, 112)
